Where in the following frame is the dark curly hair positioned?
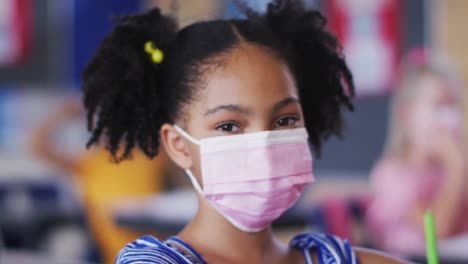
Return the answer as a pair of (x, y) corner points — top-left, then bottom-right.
(82, 0), (354, 162)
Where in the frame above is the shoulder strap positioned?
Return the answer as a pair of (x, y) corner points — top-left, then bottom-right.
(115, 235), (195, 264)
(289, 233), (359, 264)
(166, 236), (208, 264)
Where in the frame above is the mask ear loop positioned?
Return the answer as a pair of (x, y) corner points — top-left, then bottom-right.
(173, 125), (203, 193)
(184, 169), (203, 194)
(173, 125), (200, 145)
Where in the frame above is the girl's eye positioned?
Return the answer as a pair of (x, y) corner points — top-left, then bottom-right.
(274, 116), (299, 128)
(216, 123), (241, 132)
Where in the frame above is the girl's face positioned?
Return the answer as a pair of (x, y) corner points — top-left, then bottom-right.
(404, 74), (460, 152)
(161, 44), (304, 182)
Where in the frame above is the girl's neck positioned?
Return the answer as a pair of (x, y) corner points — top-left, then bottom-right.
(177, 196), (287, 262)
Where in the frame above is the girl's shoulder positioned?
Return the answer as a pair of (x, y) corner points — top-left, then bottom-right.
(115, 235), (198, 264)
(290, 233), (408, 264)
(117, 233), (356, 264)
(116, 233), (406, 264)
(290, 233), (358, 264)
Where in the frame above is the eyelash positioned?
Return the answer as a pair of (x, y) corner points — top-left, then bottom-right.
(274, 115), (299, 128)
(215, 121), (242, 133)
(215, 115), (300, 133)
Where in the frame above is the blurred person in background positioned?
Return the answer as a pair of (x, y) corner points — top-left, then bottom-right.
(367, 48), (468, 256)
(81, 0), (407, 262)
(30, 99), (169, 264)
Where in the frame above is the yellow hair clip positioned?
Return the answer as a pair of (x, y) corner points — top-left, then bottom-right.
(144, 41), (164, 64)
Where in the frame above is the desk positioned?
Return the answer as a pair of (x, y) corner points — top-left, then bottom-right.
(399, 233), (468, 263)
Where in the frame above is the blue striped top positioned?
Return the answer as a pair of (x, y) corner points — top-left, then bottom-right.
(115, 233), (358, 264)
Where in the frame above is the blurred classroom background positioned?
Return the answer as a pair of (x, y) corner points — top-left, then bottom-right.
(0, 0), (467, 263)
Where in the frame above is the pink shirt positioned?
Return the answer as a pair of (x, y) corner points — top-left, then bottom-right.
(366, 159), (468, 255)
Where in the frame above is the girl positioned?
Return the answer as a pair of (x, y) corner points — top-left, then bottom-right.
(82, 0), (405, 263)
(367, 48), (468, 255)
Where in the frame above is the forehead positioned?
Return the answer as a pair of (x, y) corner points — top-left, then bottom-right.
(198, 43), (298, 107)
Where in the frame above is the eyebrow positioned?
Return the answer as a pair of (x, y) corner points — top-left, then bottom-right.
(272, 97), (300, 112)
(204, 104), (252, 117)
(203, 97), (299, 117)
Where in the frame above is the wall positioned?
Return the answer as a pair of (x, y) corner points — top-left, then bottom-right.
(431, 0), (468, 141)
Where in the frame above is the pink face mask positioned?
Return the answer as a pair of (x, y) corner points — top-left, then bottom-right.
(174, 126), (315, 232)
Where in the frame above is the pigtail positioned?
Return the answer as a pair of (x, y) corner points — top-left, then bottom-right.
(263, 0), (355, 156)
(82, 8), (178, 161)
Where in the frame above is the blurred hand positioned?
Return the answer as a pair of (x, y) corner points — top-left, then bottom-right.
(55, 98), (84, 120)
(29, 98), (83, 172)
(425, 126), (466, 237)
(431, 127), (464, 180)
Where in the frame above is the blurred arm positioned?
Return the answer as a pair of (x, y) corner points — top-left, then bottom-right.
(411, 131), (465, 238)
(29, 100), (83, 173)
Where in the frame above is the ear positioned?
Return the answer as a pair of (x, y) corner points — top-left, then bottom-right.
(160, 124), (193, 170)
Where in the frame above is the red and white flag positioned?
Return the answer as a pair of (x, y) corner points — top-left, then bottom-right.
(0, 0), (31, 66)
